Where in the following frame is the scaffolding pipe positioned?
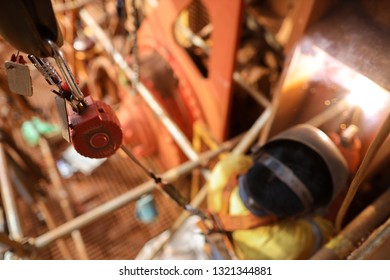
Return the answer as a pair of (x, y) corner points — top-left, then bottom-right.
(232, 108), (271, 155)
(35, 201), (73, 259)
(79, 9), (201, 164)
(33, 137), (238, 249)
(311, 188), (390, 260)
(306, 99), (349, 128)
(39, 138), (89, 259)
(348, 217), (390, 260)
(0, 143), (23, 241)
(232, 73), (271, 109)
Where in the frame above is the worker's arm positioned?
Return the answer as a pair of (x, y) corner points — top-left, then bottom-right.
(207, 153), (253, 212)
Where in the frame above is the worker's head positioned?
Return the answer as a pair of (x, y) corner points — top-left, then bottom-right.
(239, 124), (348, 217)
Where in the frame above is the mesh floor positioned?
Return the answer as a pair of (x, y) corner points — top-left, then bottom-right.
(16, 138), (187, 260)
(4, 105), (198, 260)
(6, 64), (189, 260)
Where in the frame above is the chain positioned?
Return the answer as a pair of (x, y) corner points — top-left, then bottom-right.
(130, 0), (140, 94)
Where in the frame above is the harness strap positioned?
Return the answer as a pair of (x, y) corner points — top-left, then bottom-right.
(201, 175), (277, 260)
(211, 212), (277, 232)
(211, 176), (277, 232)
(220, 176), (237, 214)
(308, 220), (324, 255)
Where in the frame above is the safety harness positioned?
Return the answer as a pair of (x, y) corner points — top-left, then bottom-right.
(199, 176), (278, 259)
(204, 176), (277, 233)
(202, 174), (329, 259)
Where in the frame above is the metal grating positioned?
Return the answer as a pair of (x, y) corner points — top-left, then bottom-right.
(8, 69), (188, 260)
(188, 0), (210, 34)
(20, 145), (187, 260)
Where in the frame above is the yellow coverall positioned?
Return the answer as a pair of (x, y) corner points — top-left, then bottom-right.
(207, 154), (334, 260)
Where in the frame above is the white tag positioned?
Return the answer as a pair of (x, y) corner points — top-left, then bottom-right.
(4, 61), (33, 96)
(55, 96), (70, 142)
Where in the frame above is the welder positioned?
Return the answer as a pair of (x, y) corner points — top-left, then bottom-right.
(207, 124), (348, 259)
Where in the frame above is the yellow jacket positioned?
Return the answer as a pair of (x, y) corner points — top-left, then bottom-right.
(207, 153), (334, 260)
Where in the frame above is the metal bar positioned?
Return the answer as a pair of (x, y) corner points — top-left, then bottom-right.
(232, 108), (271, 155)
(335, 109), (390, 232)
(48, 40), (85, 103)
(348, 217), (390, 260)
(33, 137), (238, 249)
(232, 72), (271, 109)
(79, 9), (200, 163)
(36, 201), (73, 259)
(39, 138), (89, 259)
(306, 99), (349, 128)
(311, 188), (390, 260)
(0, 232), (29, 257)
(0, 143), (23, 241)
(259, 96), (349, 146)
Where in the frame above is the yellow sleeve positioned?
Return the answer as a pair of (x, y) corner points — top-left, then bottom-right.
(232, 216), (334, 260)
(207, 153), (252, 212)
(207, 153), (335, 260)
(228, 188), (335, 259)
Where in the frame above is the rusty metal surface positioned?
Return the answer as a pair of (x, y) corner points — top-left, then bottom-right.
(311, 188), (390, 260)
(117, 51), (197, 169)
(137, 0), (243, 142)
(348, 217), (390, 260)
(308, 0), (390, 91)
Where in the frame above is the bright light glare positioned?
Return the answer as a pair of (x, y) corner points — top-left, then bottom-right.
(346, 75), (389, 117)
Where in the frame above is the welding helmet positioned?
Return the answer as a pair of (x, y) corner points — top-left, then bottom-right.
(239, 124), (348, 217)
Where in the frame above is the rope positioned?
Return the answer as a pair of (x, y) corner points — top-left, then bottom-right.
(120, 145), (209, 221)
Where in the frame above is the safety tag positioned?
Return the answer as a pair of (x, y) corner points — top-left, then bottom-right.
(55, 96), (70, 142)
(4, 60), (33, 96)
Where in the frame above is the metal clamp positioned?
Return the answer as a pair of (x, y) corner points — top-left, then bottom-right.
(47, 40), (87, 113)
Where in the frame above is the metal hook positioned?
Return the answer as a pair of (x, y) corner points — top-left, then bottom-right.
(47, 40), (87, 113)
